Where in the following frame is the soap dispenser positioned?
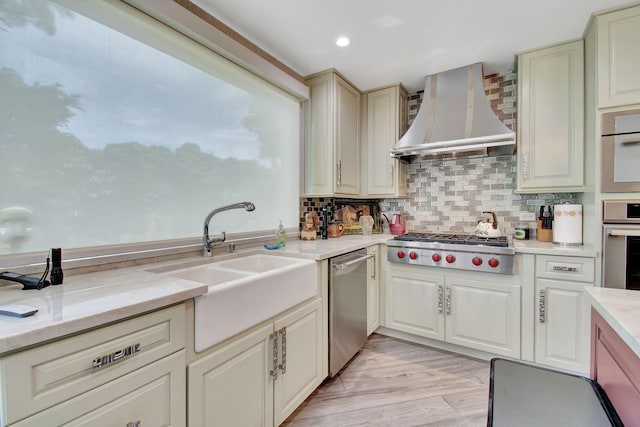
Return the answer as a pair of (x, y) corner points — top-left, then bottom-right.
(277, 220), (286, 248)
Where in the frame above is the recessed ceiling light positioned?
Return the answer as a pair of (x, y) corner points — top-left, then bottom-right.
(336, 37), (350, 47)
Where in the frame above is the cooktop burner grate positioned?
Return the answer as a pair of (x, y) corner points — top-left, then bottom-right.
(393, 232), (509, 247)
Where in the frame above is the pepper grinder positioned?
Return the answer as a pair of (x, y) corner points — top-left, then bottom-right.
(50, 248), (64, 285)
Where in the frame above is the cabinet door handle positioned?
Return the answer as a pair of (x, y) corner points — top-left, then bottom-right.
(539, 289), (546, 323)
(337, 160), (342, 187)
(445, 286), (451, 314)
(269, 331), (279, 379)
(278, 327), (287, 375)
(126, 422), (141, 427)
(437, 285), (443, 313)
(371, 252), (376, 280)
(522, 150), (529, 180)
(389, 163), (394, 187)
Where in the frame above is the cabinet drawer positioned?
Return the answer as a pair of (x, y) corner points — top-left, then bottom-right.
(535, 255), (594, 282)
(12, 350), (185, 427)
(1, 304), (185, 425)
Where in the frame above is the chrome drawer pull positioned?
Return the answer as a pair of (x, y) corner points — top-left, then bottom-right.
(92, 343), (141, 369)
(269, 332), (279, 379)
(539, 290), (546, 323)
(552, 265), (578, 273)
(445, 286), (451, 315)
(126, 421), (141, 427)
(278, 327), (287, 375)
(437, 285), (443, 313)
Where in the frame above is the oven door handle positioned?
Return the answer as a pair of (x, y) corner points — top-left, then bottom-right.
(607, 229), (640, 237)
(621, 138), (640, 146)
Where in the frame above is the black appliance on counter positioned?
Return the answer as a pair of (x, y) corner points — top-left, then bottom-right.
(387, 232), (515, 275)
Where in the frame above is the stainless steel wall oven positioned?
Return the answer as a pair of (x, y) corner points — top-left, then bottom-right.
(601, 109), (640, 192)
(602, 200), (640, 290)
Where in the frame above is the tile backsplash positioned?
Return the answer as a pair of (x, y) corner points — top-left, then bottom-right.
(300, 71), (577, 237)
(379, 155), (576, 235)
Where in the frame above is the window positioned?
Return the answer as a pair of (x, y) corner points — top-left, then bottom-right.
(0, 1), (301, 258)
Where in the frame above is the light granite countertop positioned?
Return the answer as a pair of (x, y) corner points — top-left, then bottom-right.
(512, 240), (597, 257)
(0, 232), (599, 355)
(0, 235), (390, 355)
(273, 234), (598, 259)
(587, 287), (640, 358)
(0, 267), (207, 355)
(266, 233), (393, 260)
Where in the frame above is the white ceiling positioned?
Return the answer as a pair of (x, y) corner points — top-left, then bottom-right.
(193, 0), (630, 93)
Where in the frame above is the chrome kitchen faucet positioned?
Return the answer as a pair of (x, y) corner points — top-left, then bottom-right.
(203, 202), (255, 257)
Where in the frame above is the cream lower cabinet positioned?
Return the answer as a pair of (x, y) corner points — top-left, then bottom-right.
(188, 297), (323, 427)
(0, 304), (186, 427)
(386, 266), (521, 358)
(516, 39), (584, 193)
(367, 245), (380, 335)
(534, 255), (594, 374)
(535, 279), (589, 373)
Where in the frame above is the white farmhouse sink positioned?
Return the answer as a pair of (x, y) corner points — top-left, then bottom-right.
(159, 254), (317, 352)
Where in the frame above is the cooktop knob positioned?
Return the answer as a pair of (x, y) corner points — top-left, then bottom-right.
(409, 251), (418, 260)
(432, 253), (442, 262)
(488, 258), (500, 268)
(397, 251), (406, 259)
(445, 255), (456, 264)
(472, 257), (483, 266)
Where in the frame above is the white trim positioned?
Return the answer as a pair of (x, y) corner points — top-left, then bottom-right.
(0, 229), (298, 271)
(124, 0), (309, 100)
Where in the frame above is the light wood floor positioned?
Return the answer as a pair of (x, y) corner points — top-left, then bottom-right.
(282, 333), (490, 427)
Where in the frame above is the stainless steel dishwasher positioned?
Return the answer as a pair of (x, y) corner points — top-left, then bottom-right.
(329, 248), (371, 377)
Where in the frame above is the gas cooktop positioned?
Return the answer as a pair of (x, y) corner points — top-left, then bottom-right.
(387, 232), (514, 274)
(392, 232), (509, 247)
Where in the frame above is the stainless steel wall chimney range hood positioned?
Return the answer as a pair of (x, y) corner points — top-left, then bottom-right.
(391, 63), (515, 159)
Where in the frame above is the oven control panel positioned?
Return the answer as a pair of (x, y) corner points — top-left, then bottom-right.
(387, 247), (514, 275)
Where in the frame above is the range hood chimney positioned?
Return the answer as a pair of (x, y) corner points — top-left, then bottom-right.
(391, 63), (515, 159)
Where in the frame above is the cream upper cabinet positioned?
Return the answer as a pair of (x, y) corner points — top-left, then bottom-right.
(517, 40), (585, 193)
(304, 70), (361, 196)
(364, 84), (408, 197)
(596, 4), (640, 108)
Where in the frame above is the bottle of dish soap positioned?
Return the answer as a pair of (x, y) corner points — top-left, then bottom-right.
(277, 220), (286, 248)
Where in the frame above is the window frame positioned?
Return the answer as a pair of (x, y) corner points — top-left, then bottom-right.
(0, 0), (307, 269)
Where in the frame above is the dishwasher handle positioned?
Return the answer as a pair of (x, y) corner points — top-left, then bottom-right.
(332, 254), (373, 270)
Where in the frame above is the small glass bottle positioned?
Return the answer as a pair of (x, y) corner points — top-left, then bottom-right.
(277, 220), (286, 248)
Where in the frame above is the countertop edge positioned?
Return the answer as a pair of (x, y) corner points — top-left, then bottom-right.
(586, 287), (640, 358)
(513, 241), (597, 257)
(0, 284), (206, 355)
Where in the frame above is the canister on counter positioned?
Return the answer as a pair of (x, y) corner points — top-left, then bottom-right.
(514, 226), (529, 240)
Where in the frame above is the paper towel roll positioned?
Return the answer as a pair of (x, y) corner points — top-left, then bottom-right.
(553, 204), (583, 245)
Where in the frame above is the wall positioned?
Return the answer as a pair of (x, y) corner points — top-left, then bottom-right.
(300, 71), (577, 237)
